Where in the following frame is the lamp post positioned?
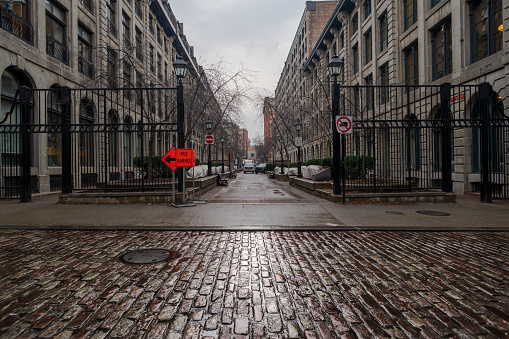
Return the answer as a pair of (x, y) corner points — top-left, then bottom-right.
(279, 136), (284, 175)
(173, 56), (188, 193)
(271, 143), (275, 175)
(294, 119), (302, 178)
(205, 118), (212, 176)
(227, 140), (231, 171)
(328, 55), (344, 195)
(220, 135), (225, 173)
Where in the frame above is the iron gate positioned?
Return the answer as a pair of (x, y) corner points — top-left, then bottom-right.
(336, 82), (509, 201)
(1, 86), (182, 201)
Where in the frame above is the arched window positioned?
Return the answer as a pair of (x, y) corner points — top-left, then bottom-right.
(406, 115), (420, 170)
(47, 86), (63, 167)
(123, 115), (133, 167)
(1, 69), (25, 166)
(107, 109), (119, 167)
(79, 98), (95, 167)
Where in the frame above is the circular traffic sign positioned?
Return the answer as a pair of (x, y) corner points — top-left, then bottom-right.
(205, 135), (214, 144)
(336, 116), (353, 134)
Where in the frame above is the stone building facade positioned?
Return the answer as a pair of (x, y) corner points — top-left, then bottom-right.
(276, 0), (508, 195)
(0, 0), (215, 194)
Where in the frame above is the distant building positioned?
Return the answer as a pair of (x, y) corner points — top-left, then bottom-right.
(263, 97), (275, 147)
(237, 128), (250, 159)
(247, 147), (257, 162)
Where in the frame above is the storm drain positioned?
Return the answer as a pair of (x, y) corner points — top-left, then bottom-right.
(416, 210), (451, 216)
(118, 249), (178, 265)
(385, 211), (404, 215)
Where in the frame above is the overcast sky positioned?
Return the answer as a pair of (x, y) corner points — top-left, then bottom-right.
(169, 0), (305, 142)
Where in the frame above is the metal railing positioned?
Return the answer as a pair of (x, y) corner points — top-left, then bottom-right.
(0, 4), (34, 45)
(46, 36), (69, 64)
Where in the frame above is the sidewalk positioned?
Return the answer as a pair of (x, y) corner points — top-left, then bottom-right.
(0, 190), (507, 230)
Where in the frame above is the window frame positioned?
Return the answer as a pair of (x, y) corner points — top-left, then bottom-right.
(379, 12), (388, 52)
(364, 28), (372, 65)
(431, 20), (452, 81)
(469, 0), (503, 64)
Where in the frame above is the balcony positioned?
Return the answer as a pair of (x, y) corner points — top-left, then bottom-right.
(46, 35), (69, 64)
(78, 58), (94, 77)
(0, 4), (34, 45)
(78, 0), (94, 14)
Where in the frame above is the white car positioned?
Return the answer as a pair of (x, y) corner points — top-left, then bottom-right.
(243, 163), (255, 173)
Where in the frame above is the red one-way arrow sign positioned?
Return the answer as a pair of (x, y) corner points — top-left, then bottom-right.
(162, 148), (196, 171)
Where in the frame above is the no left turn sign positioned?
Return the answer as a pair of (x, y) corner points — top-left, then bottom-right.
(336, 116), (353, 134)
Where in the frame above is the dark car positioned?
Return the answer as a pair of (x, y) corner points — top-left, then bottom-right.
(255, 163), (266, 174)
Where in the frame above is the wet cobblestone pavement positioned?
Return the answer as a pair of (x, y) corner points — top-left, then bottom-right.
(0, 230), (507, 338)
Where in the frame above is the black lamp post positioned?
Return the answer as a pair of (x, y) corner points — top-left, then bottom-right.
(205, 118), (212, 176)
(328, 55), (343, 195)
(271, 143), (275, 174)
(227, 140), (231, 171)
(173, 56), (188, 193)
(220, 135), (225, 173)
(279, 136), (284, 175)
(294, 119), (302, 178)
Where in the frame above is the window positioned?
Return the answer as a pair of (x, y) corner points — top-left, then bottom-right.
(365, 74), (373, 110)
(404, 43), (418, 88)
(79, 99), (95, 167)
(431, 20), (452, 81)
(136, 71), (143, 105)
(0, 0), (34, 44)
(107, 47), (118, 88)
(340, 31), (344, 49)
(379, 12), (388, 52)
(135, 27), (143, 61)
(352, 13), (358, 34)
(364, 28), (372, 65)
(157, 26), (162, 45)
(47, 87), (63, 167)
(107, 110), (119, 167)
(470, 0), (503, 63)
(363, 0), (371, 20)
(123, 61), (132, 99)
(380, 63), (389, 105)
(353, 44), (359, 74)
(149, 44), (154, 73)
(122, 11), (130, 47)
(106, 0), (117, 37)
(1, 69), (23, 166)
(157, 53), (162, 81)
(149, 14), (154, 34)
(406, 115), (420, 170)
(124, 116), (133, 167)
(78, 0), (94, 14)
(403, 0), (417, 31)
(431, 0), (442, 8)
(45, 1), (68, 64)
(78, 24), (93, 77)
(135, 0), (142, 18)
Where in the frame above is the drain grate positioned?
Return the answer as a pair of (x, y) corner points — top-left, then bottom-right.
(118, 249), (178, 265)
(416, 210), (450, 217)
(385, 211), (404, 215)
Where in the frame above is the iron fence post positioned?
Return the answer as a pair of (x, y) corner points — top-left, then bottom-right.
(479, 82), (492, 202)
(61, 87), (72, 194)
(440, 83), (453, 192)
(19, 86), (31, 202)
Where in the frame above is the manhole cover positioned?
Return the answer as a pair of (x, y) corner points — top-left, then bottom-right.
(416, 210), (450, 216)
(118, 249), (178, 265)
(385, 211), (403, 215)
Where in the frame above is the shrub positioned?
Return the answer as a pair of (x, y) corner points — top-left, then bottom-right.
(343, 156), (374, 179)
(265, 163), (274, 171)
(305, 159), (323, 166)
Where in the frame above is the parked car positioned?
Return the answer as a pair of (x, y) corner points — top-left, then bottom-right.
(243, 163), (255, 173)
(255, 163), (266, 174)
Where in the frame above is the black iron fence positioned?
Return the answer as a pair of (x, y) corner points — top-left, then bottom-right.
(335, 82), (508, 201)
(1, 86), (181, 201)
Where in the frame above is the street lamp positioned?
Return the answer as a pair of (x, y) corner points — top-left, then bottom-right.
(220, 135), (225, 173)
(205, 118), (212, 176)
(294, 119), (302, 178)
(227, 140), (231, 171)
(279, 136), (284, 175)
(173, 56), (188, 193)
(328, 55), (343, 195)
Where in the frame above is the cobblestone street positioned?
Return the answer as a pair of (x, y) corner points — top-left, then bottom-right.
(0, 230), (507, 338)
